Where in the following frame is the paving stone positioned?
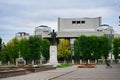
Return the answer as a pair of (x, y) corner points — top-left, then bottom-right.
(0, 64), (120, 80)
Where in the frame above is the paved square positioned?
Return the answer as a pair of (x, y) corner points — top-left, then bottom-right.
(51, 65), (120, 80)
(0, 64), (120, 80)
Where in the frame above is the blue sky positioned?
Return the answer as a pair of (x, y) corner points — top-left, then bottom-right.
(0, 0), (120, 44)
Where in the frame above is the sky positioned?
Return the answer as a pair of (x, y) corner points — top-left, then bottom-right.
(0, 0), (120, 44)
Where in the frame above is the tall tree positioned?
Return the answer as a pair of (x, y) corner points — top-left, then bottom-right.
(89, 36), (101, 61)
(75, 35), (111, 64)
(98, 36), (111, 61)
(113, 38), (120, 63)
(0, 37), (2, 51)
(58, 39), (72, 63)
(19, 38), (30, 64)
(1, 47), (12, 62)
(28, 36), (42, 62)
(5, 37), (20, 64)
(41, 39), (50, 62)
(78, 36), (92, 64)
(74, 39), (81, 63)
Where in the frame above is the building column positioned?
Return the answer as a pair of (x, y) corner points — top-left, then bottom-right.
(0, 61), (1, 65)
(80, 59), (82, 64)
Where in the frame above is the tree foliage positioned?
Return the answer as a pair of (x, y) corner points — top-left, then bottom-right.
(41, 39), (50, 61)
(113, 38), (120, 63)
(58, 39), (72, 61)
(74, 39), (81, 63)
(74, 35), (111, 64)
(0, 37), (2, 51)
(89, 36), (101, 60)
(28, 36), (42, 61)
(0, 39), (11, 62)
(5, 37), (20, 64)
(0, 48), (12, 62)
(78, 36), (92, 64)
(98, 36), (111, 60)
(19, 38), (30, 63)
(0, 36), (49, 64)
(0, 37), (2, 60)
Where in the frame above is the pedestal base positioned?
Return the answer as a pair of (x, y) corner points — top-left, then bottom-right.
(45, 46), (59, 67)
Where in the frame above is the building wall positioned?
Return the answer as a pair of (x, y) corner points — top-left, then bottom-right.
(58, 17), (101, 32)
(16, 32), (29, 40)
(35, 25), (51, 38)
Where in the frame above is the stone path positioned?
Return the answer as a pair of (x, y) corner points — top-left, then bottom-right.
(0, 64), (120, 80)
(52, 64), (120, 80)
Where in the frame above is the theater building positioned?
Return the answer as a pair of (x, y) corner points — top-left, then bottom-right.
(35, 17), (106, 43)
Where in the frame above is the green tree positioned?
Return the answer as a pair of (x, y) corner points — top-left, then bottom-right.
(41, 39), (50, 62)
(1, 48), (12, 62)
(58, 39), (72, 63)
(98, 36), (111, 61)
(19, 38), (30, 64)
(0, 41), (12, 62)
(113, 38), (120, 63)
(89, 36), (101, 62)
(28, 36), (42, 63)
(5, 37), (20, 64)
(74, 39), (80, 63)
(0, 37), (2, 51)
(75, 35), (111, 64)
(0, 37), (2, 61)
(78, 35), (92, 64)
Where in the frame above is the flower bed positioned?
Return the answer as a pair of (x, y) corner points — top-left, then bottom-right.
(77, 65), (95, 68)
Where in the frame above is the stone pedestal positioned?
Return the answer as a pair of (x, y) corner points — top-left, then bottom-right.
(45, 46), (59, 67)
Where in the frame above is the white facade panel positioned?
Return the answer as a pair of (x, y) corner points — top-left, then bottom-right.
(58, 17), (101, 32)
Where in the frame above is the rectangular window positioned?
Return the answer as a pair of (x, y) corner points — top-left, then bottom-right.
(72, 21), (76, 24)
(81, 21), (85, 24)
(77, 21), (80, 24)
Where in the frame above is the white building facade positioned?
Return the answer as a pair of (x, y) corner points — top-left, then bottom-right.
(58, 17), (101, 32)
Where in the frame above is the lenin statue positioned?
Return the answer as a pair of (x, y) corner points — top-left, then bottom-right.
(49, 29), (57, 45)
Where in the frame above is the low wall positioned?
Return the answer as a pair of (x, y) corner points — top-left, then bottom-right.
(0, 65), (56, 78)
(25, 65), (56, 72)
(0, 69), (26, 78)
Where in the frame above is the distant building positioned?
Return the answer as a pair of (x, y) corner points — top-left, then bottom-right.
(35, 25), (51, 38)
(38, 17), (119, 41)
(38, 17), (104, 41)
(16, 32), (29, 39)
(58, 17), (101, 32)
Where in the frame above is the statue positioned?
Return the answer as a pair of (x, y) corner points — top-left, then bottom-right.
(46, 29), (59, 67)
(49, 29), (57, 45)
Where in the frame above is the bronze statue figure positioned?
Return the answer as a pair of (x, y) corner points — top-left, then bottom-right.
(49, 29), (57, 45)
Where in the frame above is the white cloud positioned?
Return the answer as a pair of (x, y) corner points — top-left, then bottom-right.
(51, 8), (114, 17)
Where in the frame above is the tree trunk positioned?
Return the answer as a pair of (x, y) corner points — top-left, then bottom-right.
(86, 59), (88, 65)
(115, 58), (118, 64)
(14, 58), (16, 65)
(97, 59), (98, 64)
(26, 59), (28, 65)
(64, 59), (66, 64)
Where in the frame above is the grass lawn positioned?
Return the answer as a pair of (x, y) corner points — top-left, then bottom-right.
(57, 64), (72, 68)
